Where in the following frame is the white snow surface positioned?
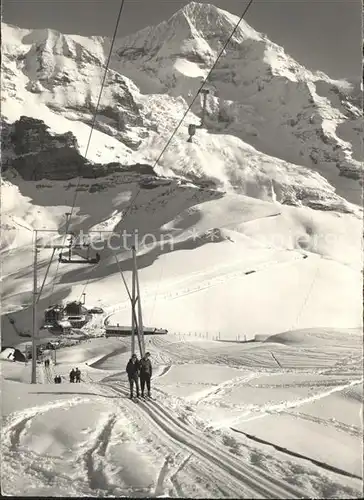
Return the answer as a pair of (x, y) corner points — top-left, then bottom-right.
(1, 330), (362, 497)
(1, 2), (363, 497)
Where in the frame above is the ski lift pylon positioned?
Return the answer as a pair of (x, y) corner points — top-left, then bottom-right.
(187, 86), (210, 142)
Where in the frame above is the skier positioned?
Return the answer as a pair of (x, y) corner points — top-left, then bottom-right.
(69, 369), (75, 383)
(75, 368), (81, 383)
(126, 354), (140, 399)
(139, 352), (152, 398)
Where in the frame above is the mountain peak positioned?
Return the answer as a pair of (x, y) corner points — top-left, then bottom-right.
(172, 1), (262, 43)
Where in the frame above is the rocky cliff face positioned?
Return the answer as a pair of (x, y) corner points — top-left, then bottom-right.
(2, 116), (157, 181)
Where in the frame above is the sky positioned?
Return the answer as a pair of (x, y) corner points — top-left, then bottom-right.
(2, 0), (362, 81)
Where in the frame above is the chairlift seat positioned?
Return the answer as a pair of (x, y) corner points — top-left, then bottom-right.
(72, 243), (90, 249)
(88, 258), (100, 264)
(59, 258), (95, 265)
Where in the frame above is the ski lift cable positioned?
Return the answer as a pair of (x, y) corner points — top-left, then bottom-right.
(77, 261), (102, 303)
(47, 0), (127, 306)
(104, 0), (255, 232)
(291, 256), (321, 331)
(102, 0), (254, 246)
(136, 0), (255, 321)
(149, 253), (165, 325)
(76, 0), (255, 305)
(77, 248), (131, 303)
(151, 0), (255, 169)
(77, 188), (141, 302)
(111, 250), (132, 301)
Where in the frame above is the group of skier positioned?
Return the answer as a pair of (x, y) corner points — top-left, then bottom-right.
(43, 350), (151, 396)
(69, 367), (81, 383)
(126, 352), (152, 399)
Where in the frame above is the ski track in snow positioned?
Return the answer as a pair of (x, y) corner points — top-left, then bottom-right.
(2, 361), (362, 498)
(224, 378), (364, 425)
(282, 411), (362, 438)
(101, 381), (306, 499)
(82, 414), (117, 494)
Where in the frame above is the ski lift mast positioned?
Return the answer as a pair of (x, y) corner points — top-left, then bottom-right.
(31, 226), (112, 384)
(112, 238), (145, 358)
(132, 244), (145, 357)
(187, 87), (210, 143)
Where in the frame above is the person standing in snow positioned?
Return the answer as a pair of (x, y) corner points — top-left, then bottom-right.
(126, 354), (140, 398)
(139, 352), (152, 398)
(69, 369), (75, 383)
(75, 368), (81, 383)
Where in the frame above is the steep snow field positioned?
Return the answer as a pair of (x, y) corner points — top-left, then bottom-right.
(2, 330), (362, 497)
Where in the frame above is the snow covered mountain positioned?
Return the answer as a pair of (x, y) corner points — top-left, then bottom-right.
(1, 2), (362, 207)
(1, 2), (362, 344)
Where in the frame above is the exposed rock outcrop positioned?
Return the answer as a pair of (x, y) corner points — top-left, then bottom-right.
(2, 116), (156, 181)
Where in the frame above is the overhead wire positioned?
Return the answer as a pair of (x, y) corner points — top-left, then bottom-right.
(152, 0), (255, 169)
(291, 256), (321, 331)
(111, 0), (256, 235)
(134, 0), (256, 323)
(47, 0), (127, 306)
(78, 0), (256, 308)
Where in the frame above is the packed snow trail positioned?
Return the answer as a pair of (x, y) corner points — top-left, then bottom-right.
(101, 381), (305, 499)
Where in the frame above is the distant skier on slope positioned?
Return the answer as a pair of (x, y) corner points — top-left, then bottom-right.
(139, 352), (152, 398)
(126, 354), (140, 399)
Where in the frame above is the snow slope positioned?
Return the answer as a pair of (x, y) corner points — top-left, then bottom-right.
(2, 332), (362, 497)
(1, 177), (361, 345)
